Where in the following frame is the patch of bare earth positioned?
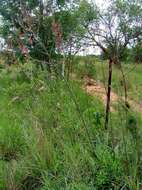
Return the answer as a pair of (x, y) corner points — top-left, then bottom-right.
(83, 75), (142, 114)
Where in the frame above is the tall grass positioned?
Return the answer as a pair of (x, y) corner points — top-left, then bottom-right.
(0, 61), (142, 189)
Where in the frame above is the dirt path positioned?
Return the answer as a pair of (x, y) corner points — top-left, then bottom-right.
(83, 75), (142, 114)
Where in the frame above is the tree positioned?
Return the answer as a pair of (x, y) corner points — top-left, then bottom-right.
(84, 0), (142, 129)
(0, 0), (84, 73)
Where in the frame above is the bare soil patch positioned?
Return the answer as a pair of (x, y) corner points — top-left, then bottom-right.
(83, 75), (142, 114)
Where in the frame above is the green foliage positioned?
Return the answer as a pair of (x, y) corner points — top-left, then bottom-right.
(0, 0), (89, 67)
(74, 56), (97, 79)
(85, 0), (142, 65)
(94, 144), (123, 189)
(133, 44), (142, 63)
(0, 59), (142, 189)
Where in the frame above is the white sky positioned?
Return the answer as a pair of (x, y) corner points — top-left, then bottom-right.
(94, 0), (106, 7)
(89, 0), (108, 9)
(82, 0), (108, 55)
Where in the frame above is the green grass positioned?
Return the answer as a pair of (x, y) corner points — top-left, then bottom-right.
(74, 58), (142, 102)
(0, 61), (142, 189)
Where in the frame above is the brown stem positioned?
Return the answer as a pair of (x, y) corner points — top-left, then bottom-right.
(104, 58), (113, 130)
(119, 64), (129, 109)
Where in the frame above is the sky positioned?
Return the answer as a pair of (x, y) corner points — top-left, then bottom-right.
(94, 0), (106, 7)
(89, 0), (108, 9)
(79, 0), (107, 55)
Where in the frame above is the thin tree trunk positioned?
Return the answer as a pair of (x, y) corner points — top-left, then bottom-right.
(119, 63), (129, 109)
(104, 58), (113, 130)
(67, 59), (71, 80)
(62, 60), (65, 77)
(67, 54), (71, 81)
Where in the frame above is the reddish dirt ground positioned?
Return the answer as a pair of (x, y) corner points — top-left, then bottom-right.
(83, 75), (142, 114)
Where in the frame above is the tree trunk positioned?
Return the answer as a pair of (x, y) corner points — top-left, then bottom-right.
(119, 63), (130, 110)
(104, 58), (113, 130)
(62, 60), (65, 77)
(67, 54), (72, 80)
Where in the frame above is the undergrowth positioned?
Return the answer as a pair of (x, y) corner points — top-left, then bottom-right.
(0, 62), (142, 190)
